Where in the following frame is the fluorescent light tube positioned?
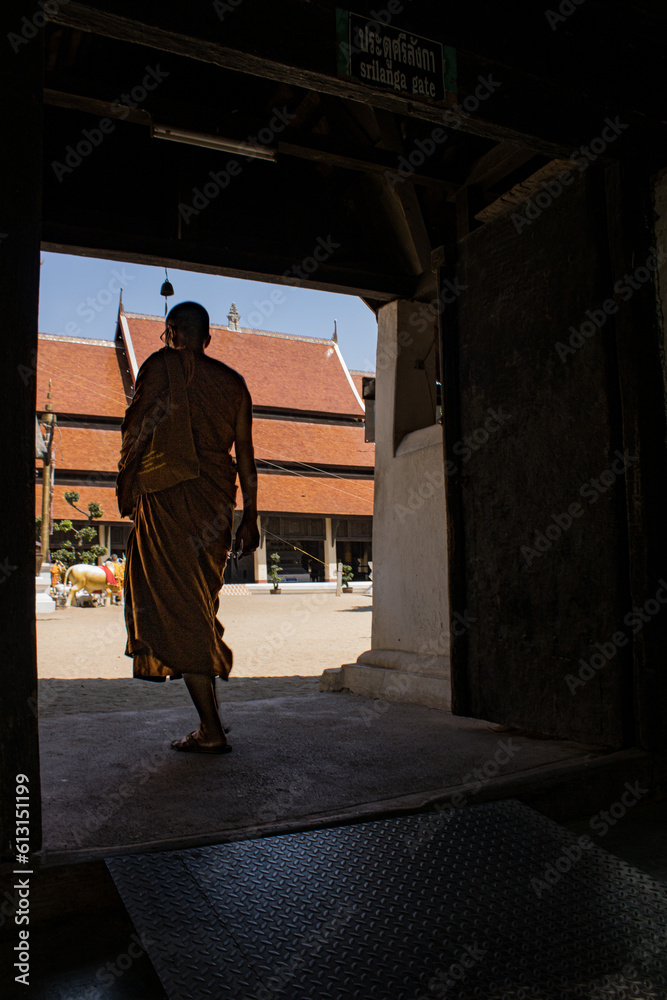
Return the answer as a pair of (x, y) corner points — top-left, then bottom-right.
(152, 124), (276, 161)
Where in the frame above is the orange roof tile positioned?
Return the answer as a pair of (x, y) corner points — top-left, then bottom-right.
(46, 426), (121, 473)
(38, 473), (373, 523)
(37, 335), (132, 419)
(40, 419), (372, 473)
(253, 419), (373, 468)
(257, 474), (373, 516)
(123, 314), (364, 416)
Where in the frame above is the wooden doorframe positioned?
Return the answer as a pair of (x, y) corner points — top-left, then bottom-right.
(0, 5), (44, 861)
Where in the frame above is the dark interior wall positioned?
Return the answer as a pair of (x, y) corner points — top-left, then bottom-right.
(451, 167), (632, 747)
(0, 4), (43, 859)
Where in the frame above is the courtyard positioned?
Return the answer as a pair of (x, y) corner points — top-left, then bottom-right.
(36, 591), (373, 716)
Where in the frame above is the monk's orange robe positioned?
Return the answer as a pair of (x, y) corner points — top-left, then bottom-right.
(117, 346), (247, 682)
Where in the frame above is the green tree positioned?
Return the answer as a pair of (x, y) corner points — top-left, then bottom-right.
(268, 551), (284, 590)
(342, 564), (354, 586)
(50, 491), (107, 566)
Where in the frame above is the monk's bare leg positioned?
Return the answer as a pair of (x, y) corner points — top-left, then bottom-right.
(179, 673), (229, 748)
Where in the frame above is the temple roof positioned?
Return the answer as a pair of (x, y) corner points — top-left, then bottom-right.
(36, 312), (375, 523)
(120, 313), (365, 417)
(37, 335), (131, 420)
(40, 472), (373, 523)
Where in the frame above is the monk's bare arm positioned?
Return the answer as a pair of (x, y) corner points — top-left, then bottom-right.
(234, 383), (260, 555)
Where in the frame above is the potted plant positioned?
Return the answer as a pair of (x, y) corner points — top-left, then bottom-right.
(268, 552), (284, 594)
(342, 564), (354, 593)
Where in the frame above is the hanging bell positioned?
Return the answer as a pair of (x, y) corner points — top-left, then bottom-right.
(160, 267), (174, 317)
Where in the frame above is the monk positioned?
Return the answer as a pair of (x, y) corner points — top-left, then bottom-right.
(117, 301), (259, 754)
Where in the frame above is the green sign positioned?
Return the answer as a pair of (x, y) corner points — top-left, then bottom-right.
(336, 9), (457, 103)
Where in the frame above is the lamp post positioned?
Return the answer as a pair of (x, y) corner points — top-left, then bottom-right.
(37, 383), (56, 575)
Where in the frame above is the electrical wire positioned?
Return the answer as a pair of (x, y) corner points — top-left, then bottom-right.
(39, 361), (131, 410)
(259, 458), (373, 505)
(267, 455), (375, 491)
(262, 528), (329, 567)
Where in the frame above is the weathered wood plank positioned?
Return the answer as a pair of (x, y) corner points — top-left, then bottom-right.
(453, 167), (631, 746)
(464, 142), (539, 190)
(41, 229), (415, 300)
(605, 158), (667, 750)
(0, 2), (43, 860)
(474, 159), (576, 224)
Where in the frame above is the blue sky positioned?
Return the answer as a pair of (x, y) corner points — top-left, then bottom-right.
(38, 252), (379, 373)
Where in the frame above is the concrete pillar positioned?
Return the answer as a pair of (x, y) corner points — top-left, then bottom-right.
(255, 516), (267, 582)
(324, 517), (337, 582)
(324, 300), (451, 710)
(97, 524), (108, 564)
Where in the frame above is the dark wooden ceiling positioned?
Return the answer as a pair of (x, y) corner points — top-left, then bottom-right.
(40, 1), (667, 304)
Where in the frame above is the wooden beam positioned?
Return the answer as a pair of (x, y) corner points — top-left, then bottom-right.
(464, 142), (540, 190)
(43, 88), (152, 125)
(41, 228), (416, 301)
(474, 159), (574, 224)
(393, 184), (433, 275)
(48, 3), (576, 158)
(276, 139), (457, 191)
(42, 90), (458, 190)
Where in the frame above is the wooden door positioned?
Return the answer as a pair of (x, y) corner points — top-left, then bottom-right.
(444, 167), (633, 747)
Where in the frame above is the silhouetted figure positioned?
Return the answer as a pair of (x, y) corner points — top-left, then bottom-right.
(117, 302), (259, 753)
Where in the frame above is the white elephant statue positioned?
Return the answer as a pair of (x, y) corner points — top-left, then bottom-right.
(65, 563), (122, 606)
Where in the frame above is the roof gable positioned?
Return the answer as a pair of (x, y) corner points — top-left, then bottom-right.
(123, 314), (364, 417)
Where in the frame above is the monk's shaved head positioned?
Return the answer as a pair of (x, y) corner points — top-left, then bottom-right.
(166, 301), (211, 350)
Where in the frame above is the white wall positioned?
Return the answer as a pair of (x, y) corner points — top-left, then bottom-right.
(370, 300), (449, 661)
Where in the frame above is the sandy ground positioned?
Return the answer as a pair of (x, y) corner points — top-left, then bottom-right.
(36, 592), (372, 717)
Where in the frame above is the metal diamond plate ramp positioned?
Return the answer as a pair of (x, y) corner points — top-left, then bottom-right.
(106, 800), (667, 1000)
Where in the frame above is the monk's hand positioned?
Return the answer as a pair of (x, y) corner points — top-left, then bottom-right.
(235, 515), (260, 558)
